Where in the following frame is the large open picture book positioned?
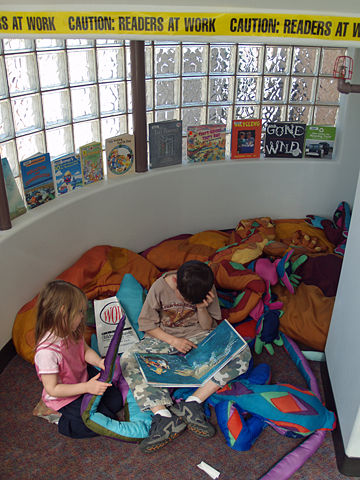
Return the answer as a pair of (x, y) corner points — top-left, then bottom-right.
(135, 320), (248, 387)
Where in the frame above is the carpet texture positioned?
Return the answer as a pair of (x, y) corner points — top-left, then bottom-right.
(0, 347), (356, 480)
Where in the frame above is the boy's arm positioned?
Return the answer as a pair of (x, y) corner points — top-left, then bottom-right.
(146, 327), (197, 354)
(196, 289), (220, 330)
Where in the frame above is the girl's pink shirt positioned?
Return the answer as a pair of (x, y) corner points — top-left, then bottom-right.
(34, 334), (88, 411)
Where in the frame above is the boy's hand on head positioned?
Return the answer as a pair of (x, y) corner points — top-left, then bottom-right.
(86, 373), (112, 395)
(196, 290), (215, 310)
(172, 337), (197, 354)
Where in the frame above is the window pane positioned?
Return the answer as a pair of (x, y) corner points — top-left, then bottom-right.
(38, 51), (68, 89)
(101, 116), (127, 145)
(182, 106), (206, 132)
(287, 105), (312, 123)
(236, 76), (261, 104)
(71, 85), (99, 121)
(36, 39), (65, 50)
(314, 106), (338, 125)
(321, 48), (346, 75)
(1, 139), (18, 175)
(3, 39), (34, 53)
(235, 105), (260, 119)
(99, 82), (126, 115)
(0, 99), (14, 141)
(16, 131), (45, 161)
(155, 78), (180, 108)
(290, 77), (315, 103)
(265, 46), (291, 74)
(208, 105), (232, 130)
(316, 77), (340, 104)
(11, 93), (43, 135)
(68, 49), (96, 85)
(210, 45), (235, 74)
(6, 53), (39, 95)
(183, 45), (208, 75)
(292, 47), (320, 75)
(237, 46), (263, 74)
(182, 77), (207, 106)
(46, 125), (74, 157)
(155, 46), (180, 76)
(97, 47), (125, 82)
(73, 120), (100, 151)
(209, 76), (234, 104)
(261, 105), (286, 126)
(43, 89), (71, 127)
(0, 57), (8, 98)
(155, 109), (180, 122)
(263, 77), (288, 103)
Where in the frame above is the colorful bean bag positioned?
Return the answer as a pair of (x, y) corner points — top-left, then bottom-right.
(12, 245), (160, 363)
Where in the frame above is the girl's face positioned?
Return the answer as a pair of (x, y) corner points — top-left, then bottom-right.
(70, 306), (86, 332)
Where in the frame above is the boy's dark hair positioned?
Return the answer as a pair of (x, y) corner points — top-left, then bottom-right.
(176, 260), (214, 304)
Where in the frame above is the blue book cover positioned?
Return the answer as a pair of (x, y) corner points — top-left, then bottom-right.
(52, 153), (83, 195)
(135, 320), (247, 387)
(20, 152), (55, 209)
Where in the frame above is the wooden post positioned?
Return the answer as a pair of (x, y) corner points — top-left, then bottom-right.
(0, 156), (11, 230)
(130, 40), (148, 173)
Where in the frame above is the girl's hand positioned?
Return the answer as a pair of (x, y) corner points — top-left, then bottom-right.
(196, 290), (215, 310)
(171, 337), (197, 354)
(86, 373), (112, 395)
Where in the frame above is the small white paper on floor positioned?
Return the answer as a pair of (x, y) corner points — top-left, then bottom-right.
(197, 461), (220, 479)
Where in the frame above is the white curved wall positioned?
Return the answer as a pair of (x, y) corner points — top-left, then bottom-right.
(0, 151), (358, 350)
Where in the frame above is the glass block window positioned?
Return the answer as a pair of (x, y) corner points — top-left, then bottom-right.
(0, 39), (345, 186)
(0, 38), (131, 180)
(146, 42), (345, 158)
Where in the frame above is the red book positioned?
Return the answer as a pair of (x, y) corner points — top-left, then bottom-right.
(231, 119), (262, 159)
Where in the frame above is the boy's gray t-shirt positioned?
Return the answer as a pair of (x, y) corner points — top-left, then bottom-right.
(138, 271), (222, 339)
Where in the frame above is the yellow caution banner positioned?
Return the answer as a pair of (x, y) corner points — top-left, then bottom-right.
(0, 11), (360, 41)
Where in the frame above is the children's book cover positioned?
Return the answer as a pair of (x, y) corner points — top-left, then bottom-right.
(20, 152), (55, 209)
(231, 119), (262, 159)
(264, 122), (306, 158)
(52, 153), (83, 195)
(1, 157), (27, 220)
(149, 120), (182, 169)
(187, 124), (226, 163)
(135, 320), (248, 387)
(79, 141), (104, 185)
(94, 296), (139, 357)
(105, 134), (135, 178)
(304, 125), (336, 159)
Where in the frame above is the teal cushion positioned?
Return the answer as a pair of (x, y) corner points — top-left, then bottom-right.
(116, 273), (146, 339)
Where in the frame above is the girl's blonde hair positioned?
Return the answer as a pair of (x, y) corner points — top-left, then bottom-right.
(35, 280), (87, 346)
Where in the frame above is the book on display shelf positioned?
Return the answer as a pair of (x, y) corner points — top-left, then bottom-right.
(20, 152), (55, 209)
(52, 153), (83, 195)
(304, 125), (336, 159)
(105, 134), (135, 178)
(1, 157), (27, 219)
(187, 124), (226, 163)
(79, 141), (104, 185)
(264, 122), (306, 158)
(231, 119), (262, 159)
(149, 120), (182, 169)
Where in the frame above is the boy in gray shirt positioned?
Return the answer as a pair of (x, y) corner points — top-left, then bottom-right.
(120, 260), (251, 453)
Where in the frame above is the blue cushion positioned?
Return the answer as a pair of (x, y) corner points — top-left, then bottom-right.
(116, 273), (146, 339)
